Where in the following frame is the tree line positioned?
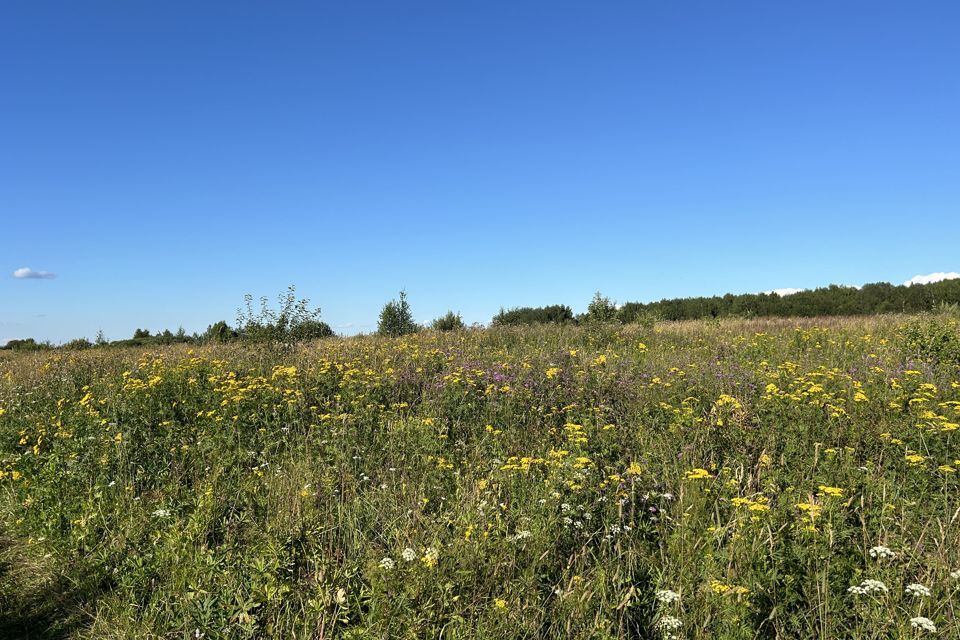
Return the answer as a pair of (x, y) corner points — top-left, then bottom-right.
(4, 279), (959, 351)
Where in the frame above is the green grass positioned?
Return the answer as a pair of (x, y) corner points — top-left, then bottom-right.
(1, 314), (959, 638)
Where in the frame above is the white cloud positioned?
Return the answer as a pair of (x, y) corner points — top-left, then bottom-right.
(903, 272), (960, 286)
(13, 267), (56, 279)
(761, 288), (804, 296)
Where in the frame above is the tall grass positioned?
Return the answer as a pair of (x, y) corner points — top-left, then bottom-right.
(1, 314), (958, 638)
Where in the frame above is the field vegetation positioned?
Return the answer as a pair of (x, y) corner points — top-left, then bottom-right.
(2, 312), (960, 638)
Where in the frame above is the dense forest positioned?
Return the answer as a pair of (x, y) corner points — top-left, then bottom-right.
(491, 279), (960, 326)
(616, 278), (960, 322)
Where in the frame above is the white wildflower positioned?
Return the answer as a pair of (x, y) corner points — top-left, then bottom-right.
(378, 556), (395, 570)
(905, 583), (932, 598)
(910, 616), (937, 633)
(655, 615), (683, 631)
(152, 508), (171, 518)
(655, 589), (681, 604)
(401, 547), (417, 562)
(847, 579), (888, 595)
(950, 569), (960, 580)
(869, 545), (896, 560)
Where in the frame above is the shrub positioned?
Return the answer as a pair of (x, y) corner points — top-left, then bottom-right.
(431, 311), (465, 332)
(900, 312), (960, 369)
(63, 338), (93, 350)
(236, 285), (332, 347)
(203, 320), (238, 343)
(1, 338), (51, 351)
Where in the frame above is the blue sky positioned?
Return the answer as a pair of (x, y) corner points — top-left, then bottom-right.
(2, 1), (958, 343)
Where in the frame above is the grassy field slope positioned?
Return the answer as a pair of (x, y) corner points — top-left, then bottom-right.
(2, 314), (959, 638)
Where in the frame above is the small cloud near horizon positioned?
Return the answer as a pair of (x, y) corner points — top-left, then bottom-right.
(13, 267), (56, 279)
(761, 288), (804, 296)
(903, 272), (960, 286)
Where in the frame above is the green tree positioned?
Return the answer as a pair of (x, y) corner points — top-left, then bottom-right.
(203, 320), (237, 343)
(378, 290), (418, 337)
(585, 291), (618, 322)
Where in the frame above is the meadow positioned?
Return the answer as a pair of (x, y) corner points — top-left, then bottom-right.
(1, 313), (959, 639)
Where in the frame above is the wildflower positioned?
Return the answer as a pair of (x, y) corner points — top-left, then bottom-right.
(685, 468), (712, 480)
(710, 580), (732, 594)
(847, 579), (888, 595)
(795, 502), (823, 518)
(950, 569), (960, 580)
(910, 617), (937, 633)
(817, 485), (844, 498)
(152, 508), (171, 518)
(905, 583), (932, 598)
(655, 615), (682, 631)
(493, 598), (508, 611)
(421, 547), (438, 568)
(378, 556), (395, 570)
(401, 547), (417, 562)
(655, 589), (681, 605)
(869, 545), (896, 560)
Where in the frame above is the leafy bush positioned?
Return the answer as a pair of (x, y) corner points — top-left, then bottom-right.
(0, 338), (51, 351)
(899, 312), (960, 369)
(237, 285), (332, 346)
(62, 338), (93, 350)
(202, 320), (238, 343)
(431, 311), (465, 332)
